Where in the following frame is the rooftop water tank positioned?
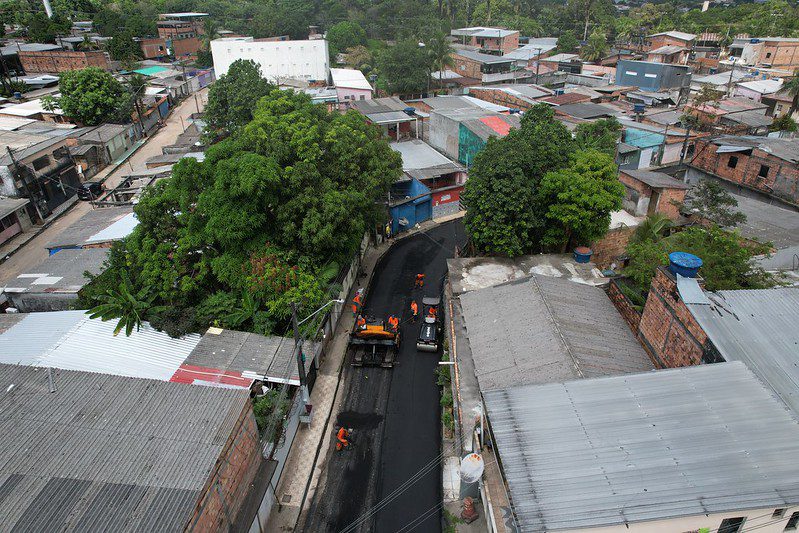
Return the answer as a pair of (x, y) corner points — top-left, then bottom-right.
(668, 252), (702, 278)
(633, 103), (646, 114)
(403, 107), (416, 116)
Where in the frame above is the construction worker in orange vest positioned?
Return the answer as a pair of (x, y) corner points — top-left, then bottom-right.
(410, 300), (418, 321)
(356, 315), (366, 329)
(336, 427), (350, 451)
(387, 315), (399, 332)
(428, 306), (437, 319)
(415, 273), (425, 288)
(351, 292), (362, 316)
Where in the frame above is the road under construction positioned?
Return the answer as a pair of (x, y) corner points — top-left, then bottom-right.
(303, 220), (466, 533)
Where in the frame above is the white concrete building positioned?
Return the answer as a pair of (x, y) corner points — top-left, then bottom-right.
(210, 37), (329, 83)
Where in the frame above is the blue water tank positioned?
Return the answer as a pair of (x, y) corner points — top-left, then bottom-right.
(633, 103), (646, 114)
(13, 92), (21, 99)
(573, 246), (593, 264)
(668, 252), (703, 278)
(403, 107), (416, 116)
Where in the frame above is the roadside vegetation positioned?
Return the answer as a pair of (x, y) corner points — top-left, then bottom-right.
(462, 105), (624, 257)
(81, 60), (401, 337)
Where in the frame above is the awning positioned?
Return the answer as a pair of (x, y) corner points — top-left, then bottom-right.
(715, 145), (753, 153)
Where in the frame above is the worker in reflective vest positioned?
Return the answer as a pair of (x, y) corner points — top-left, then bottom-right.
(415, 273), (425, 288)
(387, 315), (399, 331)
(336, 427), (350, 451)
(410, 300), (418, 321)
(351, 292), (362, 316)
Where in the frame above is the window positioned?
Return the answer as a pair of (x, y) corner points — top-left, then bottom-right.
(786, 512), (799, 531)
(774, 509), (787, 519)
(718, 517), (746, 533)
(644, 73), (658, 78)
(625, 70), (638, 76)
(31, 155), (50, 170)
(727, 156), (738, 169)
(758, 164), (769, 178)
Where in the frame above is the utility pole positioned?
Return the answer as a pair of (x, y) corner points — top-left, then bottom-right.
(534, 47), (542, 85)
(42, 0), (53, 18)
(291, 302), (309, 406)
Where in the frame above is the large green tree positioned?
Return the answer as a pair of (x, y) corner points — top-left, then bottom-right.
(574, 117), (622, 156)
(43, 67), (131, 126)
(327, 21), (367, 60)
(376, 39), (431, 95)
(538, 150), (624, 250)
(204, 59), (275, 136)
(108, 31), (143, 61)
(86, 89), (401, 337)
(580, 30), (608, 62)
(462, 105), (576, 257)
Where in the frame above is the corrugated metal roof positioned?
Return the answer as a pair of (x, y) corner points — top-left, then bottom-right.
(181, 328), (316, 386)
(0, 363), (249, 532)
(46, 207), (134, 249)
(460, 275), (653, 390)
(622, 169), (690, 189)
(391, 139), (458, 171)
(0, 311), (202, 381)
(455, 49), (514, 65)
(684, 286), (799, 416)
(2, 248), (108, 294)
(330, 68), (372, 90)
(484, 361), (799, 531)
(0, 197), (29, 219)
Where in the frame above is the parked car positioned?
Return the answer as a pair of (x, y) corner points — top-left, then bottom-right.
(417, 296), (442, 352)
(77, 181), (103, 200)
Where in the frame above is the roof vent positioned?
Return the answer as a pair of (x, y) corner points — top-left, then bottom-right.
(668, 252), (702, 278)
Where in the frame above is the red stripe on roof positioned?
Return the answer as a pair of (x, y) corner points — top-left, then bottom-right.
(479, 115), (513, 136)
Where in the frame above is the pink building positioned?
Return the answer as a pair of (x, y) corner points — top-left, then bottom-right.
(330, 68), (373, 108)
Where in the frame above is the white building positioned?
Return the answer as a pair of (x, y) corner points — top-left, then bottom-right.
(210, 37), (329, 83)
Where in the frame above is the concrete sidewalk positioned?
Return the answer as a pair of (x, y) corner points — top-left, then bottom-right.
(266, 236), (394, 532)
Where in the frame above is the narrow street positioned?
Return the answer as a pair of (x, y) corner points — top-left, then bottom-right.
(0, 89), (208, 285)
(303, 221), (466, 533)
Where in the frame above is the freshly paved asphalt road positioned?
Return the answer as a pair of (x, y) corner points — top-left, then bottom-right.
(304, 221), (466, 533)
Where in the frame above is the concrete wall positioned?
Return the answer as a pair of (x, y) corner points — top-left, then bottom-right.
(211, 38), (329, 82)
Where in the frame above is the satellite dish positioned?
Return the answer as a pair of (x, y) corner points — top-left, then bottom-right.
(460, 453), (484, 483)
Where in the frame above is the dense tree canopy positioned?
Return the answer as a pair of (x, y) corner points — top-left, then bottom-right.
(462, 105), (578, 257)
(43, 68), (131, 126)
(204, 59), (275, 137)
(327, 21), (367, 59)
(376, 40), (431, 95)
(574, 117), (622, 156)
(538, 150), (624, 250)
(85, 89), (401, 337)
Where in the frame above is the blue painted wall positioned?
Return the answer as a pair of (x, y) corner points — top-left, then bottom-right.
(389, 179), (432, 234)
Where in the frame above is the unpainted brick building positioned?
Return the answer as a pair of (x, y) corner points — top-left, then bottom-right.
(688, 136), (799, 206)
(20, 50), (109, 74)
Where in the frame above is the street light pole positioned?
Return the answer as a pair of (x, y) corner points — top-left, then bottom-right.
(291, 302), (309, 405)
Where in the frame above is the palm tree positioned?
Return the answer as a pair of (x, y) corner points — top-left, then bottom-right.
(783, 69), (799, 117)
(202, 18), (220, 51)
(426, 32), (454, 90)
(580, 30), (608, 63)
(630, 213), (673, 245)
(87, 273), (160, 336)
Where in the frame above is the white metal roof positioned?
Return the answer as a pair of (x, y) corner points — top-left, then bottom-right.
(390, 139), (456, 170)
(485, 361), (799, 531)
(0, 116), (36, 131)
(85, 212), (138, 243)
(648, 30), (696, 41)
(330, 68), (372, 91)
(0, 98), (63, 117)
(736, 78), (783, 94)
(0, 311), (202, 381)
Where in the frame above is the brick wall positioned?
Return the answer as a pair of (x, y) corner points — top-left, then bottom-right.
(20, 50), (109, 73)
(607, 278), (642, 332)
(638, 267), (709, 368)
(187, 402), (264, 531)
(647, 35), (693, 52)
(690, 139), (799, 206)
(172, 37), (202, 58)
(453, 55), (482, 79)
(591, 225), (635, 269)
(467, 87), (542, 110)
(139, 38), (167, 59)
